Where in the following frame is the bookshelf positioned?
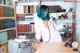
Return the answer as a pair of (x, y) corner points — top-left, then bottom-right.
(0, 4), (14, 7)
(0, 5), (16, 40)
(0, 27), (16, 32)
(15, 1), (38, 39)
(0, 2), (17, 53)
(0, 40), (8, 45)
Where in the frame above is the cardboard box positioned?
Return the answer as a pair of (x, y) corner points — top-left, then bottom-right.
(0, 42), (8, 53)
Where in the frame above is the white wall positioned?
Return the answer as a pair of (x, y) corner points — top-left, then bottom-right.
(41, 1), (75, 12)
(76, 2), (80, 43)
(16, 1), (75, 12)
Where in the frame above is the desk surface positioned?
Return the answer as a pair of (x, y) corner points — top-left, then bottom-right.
(33, 42), (78, 53)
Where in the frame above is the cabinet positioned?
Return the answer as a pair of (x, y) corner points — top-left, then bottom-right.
(0, 4), (17, 53)
(15, 1), (39, 39)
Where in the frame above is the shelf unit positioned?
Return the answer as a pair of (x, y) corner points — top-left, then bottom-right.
(0, 17), (15, 19)
(0, 4), (17, 53)
(18, 32), (35, 34)
(0, 40), (8, 45)
(0, 27), (16, 32)
(15, 1), (38, 39)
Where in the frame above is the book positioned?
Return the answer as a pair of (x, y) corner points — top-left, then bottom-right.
(16, 17), (25, 21)
(4, 7), (14, 17)
(7, 30), (16, 40)
(18, 33), (26, 39)
(24, 5), (28, 14)
(0, 32), (8, 43)
(0, 6), (4, 17)
(30, 5), (34, 14)
(0, 19), (5, 29)
(16, 14), (24, 18)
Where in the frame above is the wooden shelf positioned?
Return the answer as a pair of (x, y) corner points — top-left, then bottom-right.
(0, 4), (4, 6)
(0, 4), (14, 8)
(0, 40), (8, 45)
(0, 3), (17, 47)
(56, 19), (73, 20)
(0, 27), (16, 32)
(15, 1), (39, 5)
(0, 17), (15, 19)
(18, 20), (34, 24)
(18, 32), (35, 34)
(15, 0), (38, 2)
(24, 13), (33, 15)
(0, 4), (4, 5)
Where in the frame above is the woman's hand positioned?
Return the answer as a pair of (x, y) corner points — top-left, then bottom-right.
(63, 22), (73, 33)
(63, 22), (70, 27)
(35, 39), (40, 44)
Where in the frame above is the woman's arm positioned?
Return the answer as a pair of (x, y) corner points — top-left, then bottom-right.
(54, 22), (64, 30)
(34, 15), (42, 43)
(53, 21), (68, 31)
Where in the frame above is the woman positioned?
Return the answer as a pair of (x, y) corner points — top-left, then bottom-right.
(34, 5), (68, 43)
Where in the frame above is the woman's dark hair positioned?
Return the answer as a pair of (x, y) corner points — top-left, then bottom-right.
(37, 5), (50, 20)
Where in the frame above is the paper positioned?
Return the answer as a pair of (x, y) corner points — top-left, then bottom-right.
(14, 39), (30, 42)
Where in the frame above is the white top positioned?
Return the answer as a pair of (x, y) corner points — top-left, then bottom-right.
(34, 14), (63, 42)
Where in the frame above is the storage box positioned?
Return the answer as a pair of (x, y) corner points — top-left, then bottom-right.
(0, 42), (8, 53)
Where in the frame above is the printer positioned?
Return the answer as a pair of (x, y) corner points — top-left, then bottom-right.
(8, 39), (36, 53)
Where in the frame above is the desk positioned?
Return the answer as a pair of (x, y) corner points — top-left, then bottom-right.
(33, 42), (78, 53)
